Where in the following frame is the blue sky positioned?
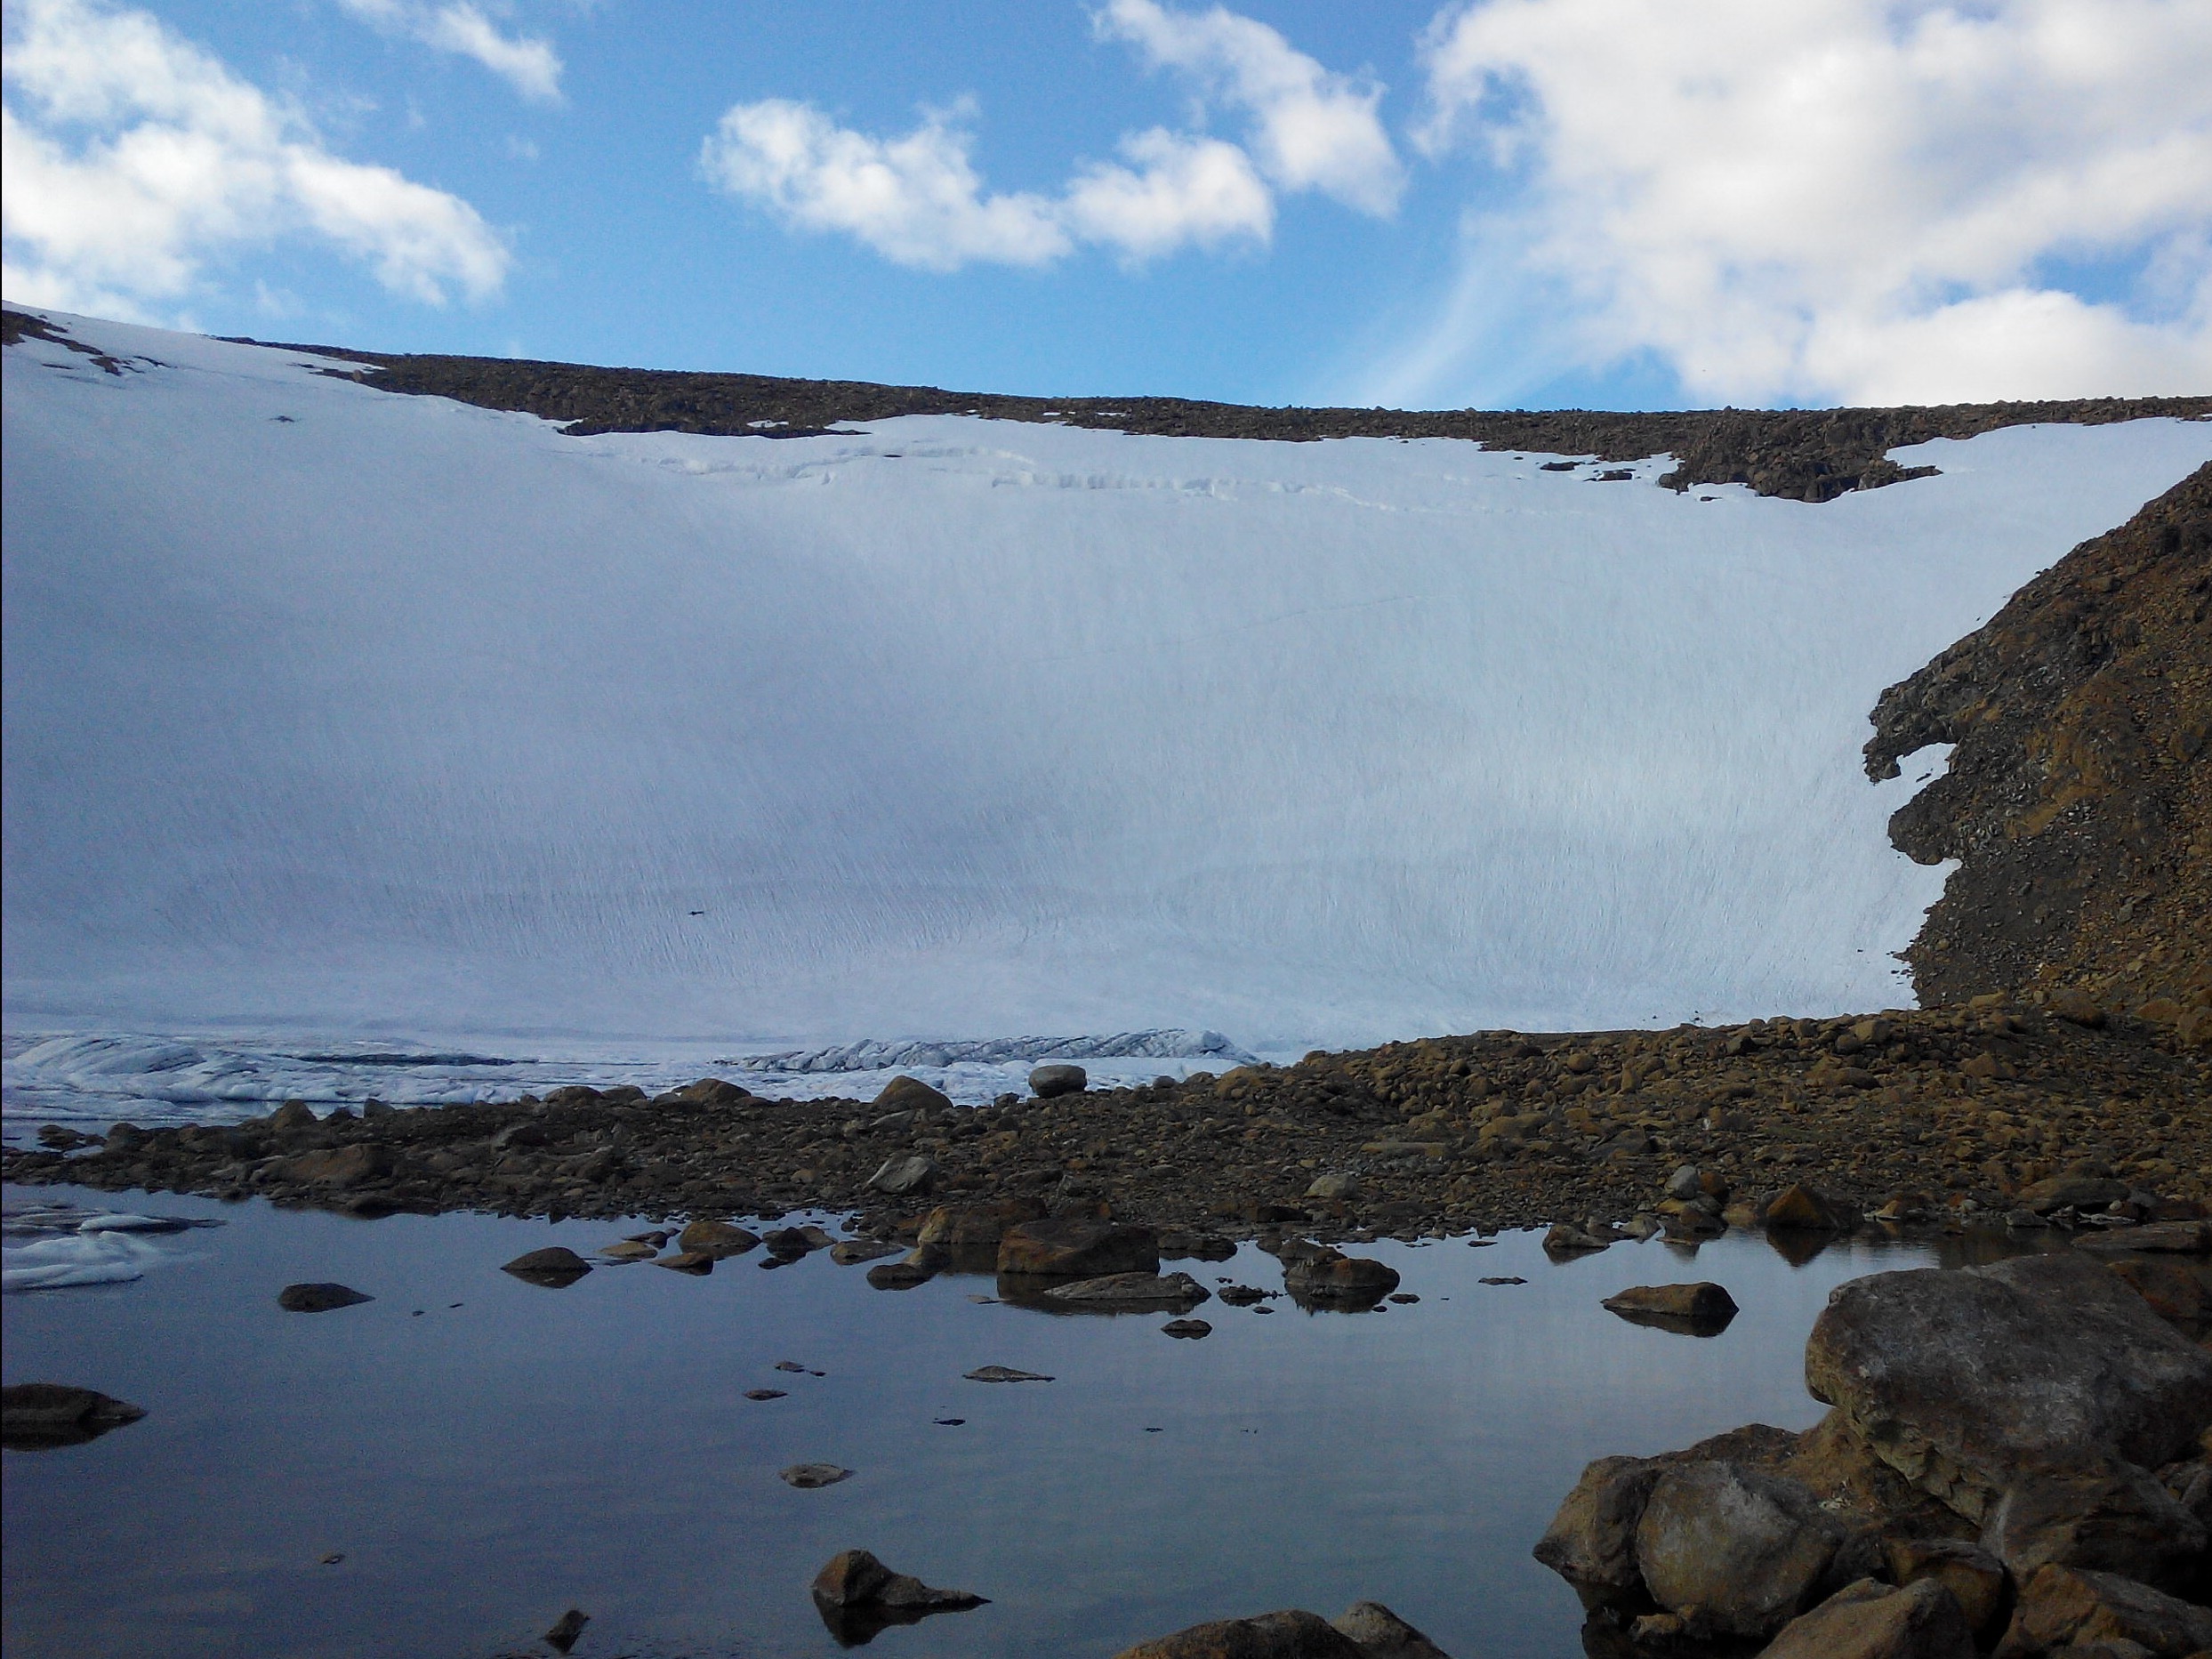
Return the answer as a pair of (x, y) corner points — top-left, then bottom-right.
(4, 0), (2208, 409)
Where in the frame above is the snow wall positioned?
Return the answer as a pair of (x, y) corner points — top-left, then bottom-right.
(6, 310), (2211, 1107)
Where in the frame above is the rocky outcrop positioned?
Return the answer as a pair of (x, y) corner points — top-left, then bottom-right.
(1803, 1252), (2212, 1521)
(1866, 463), (2212, 1017)
(1112, 1601), (1451, 1659)
(1601, 1282), (1740, 1334)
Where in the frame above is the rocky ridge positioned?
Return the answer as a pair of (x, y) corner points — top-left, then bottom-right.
(1869, 463), (2212, 1019)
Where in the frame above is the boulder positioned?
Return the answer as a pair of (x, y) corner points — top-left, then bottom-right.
(779, 1463), (853, 1489)
(865, 1258), (937, 1290)
(1113, 1608), (1365, 1659)
(1542, 1223), (1611, 1253)
(1980, 1464), (2208, 1594)
(2103, 1255), (2212, 1340)
(599, 1240), (657, 1261)
(829, 1239), (904, 1265)
(543, 1608), (590, 1655)
(865, 1154), (939, 1197)
(1283, 1249), (1402, 1305)
(1634, 1460), (1842, 1638)
(1330, 1601), (1452, 1658)
(0, 1383), (147, 1449)
(1534, 1454), (1670, 1591)
(1804, 1252), (2212, 1520)
(2013, 1174), (2130, 1214)
(872, 1074), (952, 1113)
(653, 1250), (713, 1274)
(1758, 1577), (1975, 1659)
(664, 1077), (752, 1107)
(997, 1217), (1159, 1279)
(1305, 1172), (1361, 1203)
(676, 1219), (760, 1257)
(809, 1548), (985, 1643)
(1991, 1564), (2212, 1658)
(1601, 1282), (1740, 1335)
(917, 1197), (1049, 1249)
(278, 1282), (374, 1313)
(2073, 1219), (2212, 1255)
(502, 1246), (592, 1287)
(1028, 1064), (1087, 1099)
(1766, 1184), (1848, 1231)
(1162, 1318), (1212, 1339)
(267, 1144), (393, 1189)
(1882, 1538), (2008, 1636)
(1040, 1271), (1211, 1310)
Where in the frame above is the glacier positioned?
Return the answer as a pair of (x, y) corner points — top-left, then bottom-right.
(5, 309), (2210, 1124)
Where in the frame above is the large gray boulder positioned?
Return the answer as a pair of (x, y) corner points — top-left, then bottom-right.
(1804, 1252), (2212, 1521)
(1634, 1460), (1842, 1639)
(1758, 1577), (1975, 1659)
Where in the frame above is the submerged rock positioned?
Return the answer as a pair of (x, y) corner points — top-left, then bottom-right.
(780, 1462), (854, 1489)
(676, 1218), (760, 1256)
(809, 1547), (985, 1644)
(278, 1282), (374, 1313)
(1283, 1248), (1401, 1306)
(1039, 1270), (1211, 1311)
(501, 1246), (591, 1287)
(0, 1382), (147, 1449)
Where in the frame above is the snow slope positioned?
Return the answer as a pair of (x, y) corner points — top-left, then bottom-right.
(5, 310), (2209, 1117)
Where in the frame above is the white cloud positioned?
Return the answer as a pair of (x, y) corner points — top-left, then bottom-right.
(701, 98), (1070, 271)
(1095, 0), (1404, 214)
(338, 0), (562, 104)
(704, 1), (1388, 271)
(2, 0), (509, 315)
(1062, 127), (1273, 258)
(1399, 0), (2212, 405)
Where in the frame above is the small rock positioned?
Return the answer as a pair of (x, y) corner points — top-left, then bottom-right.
(278, 1283), (374, 1313)
(1162, 1318), (1211, 1339)
(865, 1257), (937, 1290)
(916, 1197), (1048, 1249)
(1883, 1537), (2007, 1635)
(501, 1247), (591, 1287)
(1028, 1063), (1087, 1098)
(0, 1383), (148, 1449)
(598, 1240), (657, 1261)
(830, 1238), (903, 1265)
(543, 1607), (589, 1654)
(2014, 1173), (2132, 1214)
(1478, 1276), (1526, 1285)
(676, 1218), (760, 1256)
(873, 1074), (953, 1114)
(1284, 1248), (1402, 1305)
(2073, 1219), (2211, 1255)
(1766, 1184), (1848, 1231)
(2047, 987), (2106, 1027)
(865, 1154), (939, 1197)
(1305, 1172), (1361, 1202)
(1543, 1223), (1611, 1253)
(964, 1365), (1053, 1382)
(744, 1389), (786, 1401)
(653, 1250), (714, 1274)
(781, 1462), (854, 1488)
(809, 1548), (985, 1644)
(998, 1217), (1159, 1278)
(1601, 1282), (1740, 1335)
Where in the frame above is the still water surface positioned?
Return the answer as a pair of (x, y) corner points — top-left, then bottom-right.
(3, 1185), (2006, 1658)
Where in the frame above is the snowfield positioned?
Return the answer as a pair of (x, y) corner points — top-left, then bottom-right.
(4, 310), (2209, 1121)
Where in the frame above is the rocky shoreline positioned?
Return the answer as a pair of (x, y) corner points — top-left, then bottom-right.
(5, 991), (2203, 1253)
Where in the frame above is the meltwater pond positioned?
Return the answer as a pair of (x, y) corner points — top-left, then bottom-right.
(3, 1187), (2021, 1659)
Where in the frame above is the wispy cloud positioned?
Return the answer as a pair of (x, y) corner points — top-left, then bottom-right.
(338, 0), (563, 104)
(1389, 0), (2212, 406)
(2, 0), (509, 317)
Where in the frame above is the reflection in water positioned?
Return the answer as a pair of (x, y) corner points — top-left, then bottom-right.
(1, 1182), (2023, 1659)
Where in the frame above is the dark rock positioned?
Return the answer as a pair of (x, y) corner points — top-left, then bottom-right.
(917, 1197), (1048, 1249)
(1112, 1607), (1365, 1659)
(1991, 1563), (2212, 1657)
(744, 1389), (785, 1401)
(268, 1100), (318, 1132)
(1981, 1463), (2208, 1595)
(2015, 1174), (2132, 1214)
(865, 1257), (937, 1290)
(665, 1077), (753, 1107)
(1634, 1460), (1843, 1638)
(865, 1154), (939, 1197)
(1157, 1229), (1238, 1261)
(1040, 1271), (1211, 1311)
(1758, 1577), (1975, 1659)
(1804, 1252), (2212, 1520)
(501, 1246), (592, 1287)
(0, 1383), (147, 1449)
(654, 1250), (714, 1274)
(781, 1463), (853, 1488)
(810, 1548), (985, 1644)
(543, 1607), (589, 1654)
(1330, 1600), (1452, 1658)
(872, 1075), (952, 1114)
(266, 1145), (394, 1189)
(1028, 1064), (1087, 1098)
(1601, 1281), (1740, 1334)
(963, 1365), (1053, 1382)
(1542, 1222), (1611, 1253)
(677, 1218), (759, 1256)
(278, 1282), (374, 1313)
(997, 1217), (1159, 1279)
(1882, 1538), (2008, 1636)
(1283, 1249), (1401, 1306)
(1766, 1184), (1849, 1231)
(1162, 1318), (1212, 1339)
(1534, 1454), (1669, 1592)
(2074, 1219), (2212, 1254)
(830, 1239), (904, 1265)
(2103, 1255), (2212, 1339)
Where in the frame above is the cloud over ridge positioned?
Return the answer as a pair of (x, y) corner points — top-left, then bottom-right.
(2, 0), (509, 318)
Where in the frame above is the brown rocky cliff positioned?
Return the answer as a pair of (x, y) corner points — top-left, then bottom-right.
(1866, 463), (2212, 1020)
